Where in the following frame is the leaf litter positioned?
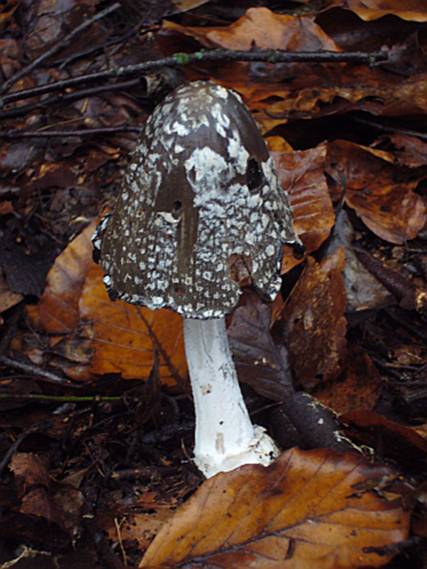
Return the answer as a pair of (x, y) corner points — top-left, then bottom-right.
(0, 1), (426, 567)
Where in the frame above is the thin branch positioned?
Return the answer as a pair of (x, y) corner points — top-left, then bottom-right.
(0, 393), (122, 402)
(0, 48), (388, 108)
(0, 125), (142, 139)
(0, 77), (144, 121)
(0, 355), (80, 387)
(0, 2), (122, 94)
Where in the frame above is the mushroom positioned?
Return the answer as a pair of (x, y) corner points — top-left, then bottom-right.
(93, 81), (300, 478)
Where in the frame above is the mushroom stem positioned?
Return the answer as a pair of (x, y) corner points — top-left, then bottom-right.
(184, 317), (279, 478)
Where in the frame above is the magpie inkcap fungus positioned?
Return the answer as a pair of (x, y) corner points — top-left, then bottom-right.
(93, 81), (301, 477)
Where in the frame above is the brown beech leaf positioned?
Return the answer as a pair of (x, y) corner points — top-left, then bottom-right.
(322, 1), (427, 22)
(342, 410), (427, 468)
(326, 140), (427, 244)
(272, 143), (335, 273)
(325, 210), (393, 312)
(140, 448), (409, 569)
(280, 250), (347, 391)
(28, 222), (187, 383)
(9, 452), (84, 539)
(163, 7), (339, 51)
(314, 347), (382, 415)
(375, 134), (427, 168)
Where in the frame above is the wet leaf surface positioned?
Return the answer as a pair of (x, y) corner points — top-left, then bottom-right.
(280, 250), (348, 391)
(141, 448), (410, 569)
(0, 2), (426, 567)
(26, 223), (187, 383)
(326, 140), (427, 244)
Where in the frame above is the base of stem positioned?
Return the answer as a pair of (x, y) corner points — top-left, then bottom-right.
(194, 425), (279, 478)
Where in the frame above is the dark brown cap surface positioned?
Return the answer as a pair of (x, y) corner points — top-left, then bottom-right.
(94, 81), (298, 318)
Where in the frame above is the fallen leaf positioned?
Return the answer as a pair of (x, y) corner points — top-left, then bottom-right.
(228, 291), (294, 402)
(326, 140), (427, 244)
(272, 143), (335, 272)
(280, 250), (347, 391)
(28, 222), (187, 383)
(9, 452), (83, 540)
(0, 271), (22, 318)
(323, 1), (427, 22)
(375, 134), (427, 168)
(325, 210), (393, 312)
(163, 7), (340, 51)
(315, 347), (382, 415)
(141, 448), (409, 569)
(342, 410), (427, 471)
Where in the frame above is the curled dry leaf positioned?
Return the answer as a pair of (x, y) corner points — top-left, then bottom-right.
(326, 140), (427, 244)
(320, 1), (427, 22)
(375, 134), (427, 168)
(141, 448), (409, 569)
(28, 222), (187, 382)
(163, 7), (339, 52)
(280, 249), (347, 391)
(272, 143), (335, 273)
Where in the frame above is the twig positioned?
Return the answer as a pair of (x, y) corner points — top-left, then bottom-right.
(0, 126), (142, 139)
(0, 77), (144, 121)
(0, 48), (388, 108)
(0, 2), (122, 94)
(0, 393), (122, 402)
(0, 355), (80, 387)
(114, 518), (128, 568)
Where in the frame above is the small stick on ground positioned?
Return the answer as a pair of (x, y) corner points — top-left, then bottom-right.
(0, 2), (121, 94)
(0, 48), (388, 108)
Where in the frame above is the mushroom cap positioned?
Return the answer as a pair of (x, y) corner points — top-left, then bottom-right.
(94, 81), (299, 318)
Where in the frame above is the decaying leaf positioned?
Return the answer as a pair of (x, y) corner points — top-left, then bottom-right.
(163, 7), (340, 52)
(272, 143), (335, 272)
(326, 140), (427, 244)
(375, 134), (427, 169)
(280, 250), (347, 391)
(9, 452), (84, 539)
(27, 222), (187, 383)
(0, 271), (22, 322)
(321, 1), (427, 22)
(325, 210), (393, 312)
(342, 409), (427, 469)
(141, 448), (409, 568)
(314, 347), (382, 415)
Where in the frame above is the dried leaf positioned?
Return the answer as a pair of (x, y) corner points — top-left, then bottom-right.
(342, 410), (427, 468)
(323, 1), (427, 22)
(228, 292), (294, 402)
(272, 143), (335, 272)
(28, 222), (187, 383)
(164, 7), (340, 51)
(0, 272), (22, 316)
(326, 140), (427, 244)
(325, 210), (393, 312)
(280, 250), (347, 390)
(9, 452), (83, 538)
(315, 348), (382, 415)
(141, 448), (409, 569)
(376, 134), (427, 168)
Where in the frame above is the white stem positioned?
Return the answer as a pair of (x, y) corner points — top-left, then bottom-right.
(184, 317), (279, 478)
